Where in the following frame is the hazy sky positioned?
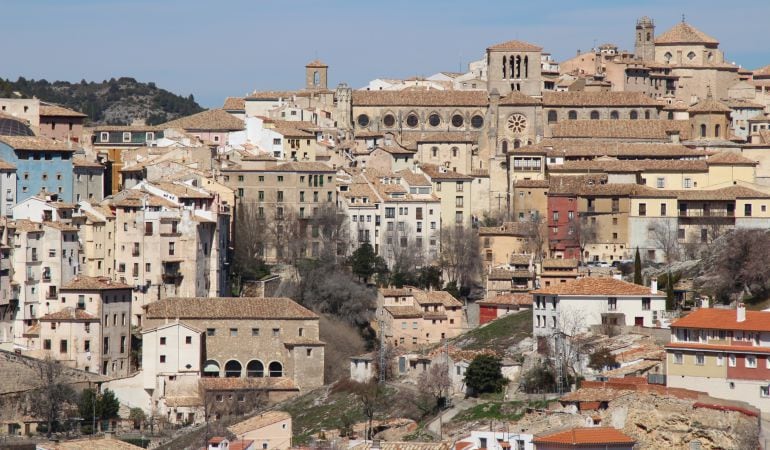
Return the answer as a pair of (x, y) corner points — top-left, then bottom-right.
(4, 0), (769, 107)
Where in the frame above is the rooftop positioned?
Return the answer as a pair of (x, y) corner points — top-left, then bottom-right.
(487, 39), (543, 52)
(199, 376), (298, 391)
(223, 96), (246, 110)
(39, 104), (87, 118)
(145, 297), (319, 320)
(39, 307), (99, 322)
(162, 108), (244, 131)
(228, 411), (292, 436)
(551, 120), (691, 140)
(543, 91), (660, 107)
(352, 90), (488, 107)
(534, 427), (635, 446)
(655, 22), (719, 45)
(532, 277), (659, 296)
(0, 135), (76, 151)
(61, 276), (132, 291)
(670, 307), (770, 332)
(477, 294), (533, 307)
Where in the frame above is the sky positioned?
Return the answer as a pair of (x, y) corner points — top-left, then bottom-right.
(4, 0), (770, 107)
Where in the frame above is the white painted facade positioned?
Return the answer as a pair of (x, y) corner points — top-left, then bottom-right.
(245, 116), (286, 158)
(455, 430), (534, 450)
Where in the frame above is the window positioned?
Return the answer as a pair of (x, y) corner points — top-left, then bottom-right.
(383, 114), (395, 127)
(683, 178), (693, 189)
(638, 203), (647, 216)
(230, 328), (238, 337)
(695, 353), (705, 366)
(455, 196), (464, 207)
(590, 110), (600, 120)
(608, 297), (617, 311)
(762, 386), (770, 398)
(451, 114), (464, 127)
(100, 132), (109, 142)
(717, 354), (723, 366)
(429, 113), (441, 127)
(700, 124), (707, 138)
(272, 328), (280, 336)
(642, 297), (651, 311)
(168, 242), (175, 255)
(747, 355), (757, 368)
(185, 336), (192, 344)
(610, 110), (619, 120)
(630, 110), (639, 120)
(60, 340), (68, 354)
(207, 328), (216, 337)
(547, 110), (557, 123)
(160, 337), (167, 345)
(661, 204), (667, 216)
(729, 354), (736, 367)
(406, 113), (419, 128)
(122, 132), (131, 143)
(568, 110), (577, 120)
(673, 352), (683, 364)
(656, 177), (665, 188)
(471, 115), (484, 129)
(745, 204), (753, 217)
(43, 339), (51, 350)
(357, 114), (370, 127)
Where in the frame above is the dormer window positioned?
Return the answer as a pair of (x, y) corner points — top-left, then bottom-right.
(122, 132), (131, 143)
(100, 132), (109, 142)
(145, 132), (155, 141)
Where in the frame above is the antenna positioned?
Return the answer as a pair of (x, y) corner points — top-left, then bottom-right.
(682, 13), (686, 23)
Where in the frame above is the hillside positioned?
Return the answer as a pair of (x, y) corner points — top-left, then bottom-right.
(0, 76), (204, 125)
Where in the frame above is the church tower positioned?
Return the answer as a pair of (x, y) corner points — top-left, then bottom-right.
(635, 16), (655, 61)
(305, 60), (328, 90)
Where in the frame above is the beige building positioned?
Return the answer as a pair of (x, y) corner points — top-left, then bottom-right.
(228, 411), (292, 450)
(144, 297), (325, 391)
(479, 222), (530, 268)
(376, 287), (465, 350)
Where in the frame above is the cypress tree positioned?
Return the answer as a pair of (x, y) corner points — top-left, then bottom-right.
(634, 247), (643, 285)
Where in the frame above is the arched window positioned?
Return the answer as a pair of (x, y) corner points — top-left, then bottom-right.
(268, 361), (283, 377)
(451, 147), (458, 158)
(431, 146), (438, 158)
(501, 141), (508, 153)
(203, 360), (220, 378)
(524, 56), (529, 78)
(313, 71), (320, 86)
(645, 110), (651, 119)
(547, 110), (558, 123)
(630, 110), (639, 120)
(590, 111), (600, 120)
(687, 52), (696, 61)
(246, 360), (264, 377)
(667, 111), (673, 120)
(715, 124), (721, 137)
(568, 110), (577, 120)
(502, 56), (507, 79)
(664, 52), (673, 63)
(513, 140), (521, 149)
(610, 110), (619, 120)
(225, 360), (242, 378)
(700, 124), (707, 138)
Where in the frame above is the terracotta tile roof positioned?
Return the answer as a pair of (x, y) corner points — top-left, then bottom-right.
(145, 297), (318, 320)
(665, 341), (770, 355)
(306, 59), (328, 68)
(351, 442), (450, 450)
(754, 64), (770, 78)
(271, 161), (335, 172)
(152, 181), (212, 199)
(374, 143), (415, 155)
(72, 157), (103, 168)
(514, 179), (549, 188)
(397, 169), (431, 186)
(724, 99), (765, 109)
(223, 97), (246, 110)
(488, 268), (524, 280)
(510, 254), (533, 265)
(552, 158), (709, 173)
(228, 411), (291, 436)
(688, 97), (732, 114)
(670, 308), (770, 332)
(477, 293), (532, 307)
(352, 90), (488, 107)
(162, 109), (244, 131)
(199, 377), (299, 391)
(534, 427), (635, 446)
(380, 288), (414, 297)
(706, 152), (758, 165)
(39, 104), (87, 118)
(655, 22), (719, 45)
(478, 221), (529, 236)
(535, 139), (707, 159)
(403, 131), (480, 143)
(0, 135), (75, 151)
(0, 159), (16, 170)
(551, 120), (691, 140)
(229, 440), (255, 450)
(547, 175), (608, 195)
(543, 91), (659, 107)
(110, 189), (178, 208)
(39, 438), (144, 450)
(542, 258), (579, 269)
(61, 276), (131, 291)
(414, 290), (463, 307)
(499, 91), (541, 105)
(487, 39), (543, 52)
(420, 164), (473, 180)
(384, 305), (424, 318)
(165, 395), (202, 407)
(532, 277), (659, 296)
(672, 185), (770, 200)
(39, 307), (99, 322)
(246, 90), (297, 100)
(42, 221), (79, 232)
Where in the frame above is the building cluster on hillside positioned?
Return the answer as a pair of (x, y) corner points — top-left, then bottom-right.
(1, 14), (770, 448)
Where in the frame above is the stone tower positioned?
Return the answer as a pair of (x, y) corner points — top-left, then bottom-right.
(486, 40), (543, 97)
(334, 82), (353, 133)
(305, 60), (328, 90)
(635, 16), (655, 61)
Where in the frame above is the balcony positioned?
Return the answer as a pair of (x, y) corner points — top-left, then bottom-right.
(678, 209), (734, 218)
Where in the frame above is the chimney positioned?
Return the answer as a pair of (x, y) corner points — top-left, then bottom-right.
(737, 303), (746, 322)
(651, 279), (658, 294)
(701, 297), (709, 309)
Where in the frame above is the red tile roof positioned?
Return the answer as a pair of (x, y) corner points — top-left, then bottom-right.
(145, 297), (318, 320)
(531, 277), (659, 296)
(487, 39), (543, 52)
(534, 427), (635, 446)
(670, 308), (770, 332)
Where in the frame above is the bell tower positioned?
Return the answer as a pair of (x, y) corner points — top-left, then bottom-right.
(635, 16), (655, 61)
(305, 60), (328, 90)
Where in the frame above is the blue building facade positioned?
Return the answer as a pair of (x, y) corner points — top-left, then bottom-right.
(0, 137), (75, 203)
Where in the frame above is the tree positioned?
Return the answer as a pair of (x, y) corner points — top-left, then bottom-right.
(649, 221), (681, 309)
(570, 215), (598, 263)
(341, 381), (385, 439)
(129, 408), (146, 430)
(464, 355), (508, 395)
(697, 229), (770, 304)
(231, 203), (271, 292)
(349, 243), (387, 283)
(28, 357), (77, 438)
(386, 224), (426, 285)
(522, 213), (547, 263)
(634, 247), (643, 285)
(588, 347), (618, 372)
(439, 226), (482, 296)
(79, 388), (120, 432)
(416, 363), (452, 415)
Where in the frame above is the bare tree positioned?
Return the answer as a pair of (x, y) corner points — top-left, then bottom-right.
(439, 226), (482, 293)
(550, 309), (592, 380)
(385, 223), (425, 279)
(311, 204), (350, 263)
(232, 203), (270, 292)
(27, 356), (77, 437)
(416, 363), (451, 415)
(522, 214), (547, 263)
(570, 215), (598, 263)
(649, 221), (681, 267)
(338, 380), (385, 440)
(698, 229), (770, 303)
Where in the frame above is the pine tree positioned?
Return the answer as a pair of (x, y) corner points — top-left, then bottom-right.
(634, 247), (643, 285)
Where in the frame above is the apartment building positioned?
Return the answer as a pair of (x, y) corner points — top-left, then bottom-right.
(478, 222), (530, 268)
(25, 276), (132, 377)
(73, 201), (116, 279)
(376, 287), (464, 350)
(143, 297), (325, 391)
(666, 305), (770, 413)
(532, 277), (665, 346)
(109, 181), (230, 325)
(419, 164), (473, 228)
(0, 135), (76, 203)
